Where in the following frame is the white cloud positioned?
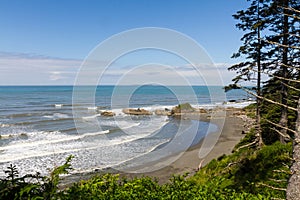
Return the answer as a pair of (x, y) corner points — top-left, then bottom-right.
(98, 63), (237, 86)
(0, 52), (81, 85)
(0, 52), (237, 86)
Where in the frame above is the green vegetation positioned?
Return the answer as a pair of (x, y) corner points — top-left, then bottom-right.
(0, 129), (293, 199)
(0, 0), (298, 199)
(176, 103), (194, 111)
(0, 155), (73, 200)
(191, 141), (292, 199)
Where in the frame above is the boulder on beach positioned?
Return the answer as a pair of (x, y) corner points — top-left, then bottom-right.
(101, 111), (116, 117)
(122, 108), (152, 115)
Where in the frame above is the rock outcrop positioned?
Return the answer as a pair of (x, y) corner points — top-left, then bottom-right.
(154, 109), (172, 116)
(101, 111), (116, 117)
(122, 108), (152, 115)
(171, 103), (195, 115)
(171, 103), (207, 116)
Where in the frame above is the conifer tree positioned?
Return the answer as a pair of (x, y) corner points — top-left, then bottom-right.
(263, 0), (300, 143)
(228, 0), (270, 146)
(229, 0), (300, 144)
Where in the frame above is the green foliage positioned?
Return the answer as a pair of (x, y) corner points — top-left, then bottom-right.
(61, 172), (265, 200)
(234, 128), (257, 150)
(173, 103), (194, 113)
(191, 136), (293, 199)
(243, 103), (256, 119)
(224, 84), (241, 92)
(0, 155), (73, 200)
(260, 78), (299, 144)
(0, 141), (292, 199)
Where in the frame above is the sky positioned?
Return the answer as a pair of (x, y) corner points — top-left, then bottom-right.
(0, 0), (250, 85)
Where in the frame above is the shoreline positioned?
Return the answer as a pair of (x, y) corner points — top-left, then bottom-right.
(62, 106), (253, 185)
(118, 108), (252, 183)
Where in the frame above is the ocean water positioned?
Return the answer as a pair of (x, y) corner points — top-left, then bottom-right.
(0, 85), (252, 176)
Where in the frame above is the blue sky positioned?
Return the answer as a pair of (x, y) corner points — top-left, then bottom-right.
(0, 0), (249, 85)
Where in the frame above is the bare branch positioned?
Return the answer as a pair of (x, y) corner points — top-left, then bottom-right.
(251, 68), (300, 83)
(226, 162), (239, 168)
(269, 178), (287, 183)
(270, 127), (292, 140)
(282, 82), (300, 92)
(258, 182), (287, 191)
(235, 139), (258, 152)
(241, 87), (298, 112)
(262, 39), (300, 50)
(289, 33), (300, 39)
(273, 169), (292, 174)
(265, 119), (298, 135)
(281, 12), (300, 20)
(278, 6), (300, 14)
(282, 162), (290, 169)
(278, 62), (300, 72)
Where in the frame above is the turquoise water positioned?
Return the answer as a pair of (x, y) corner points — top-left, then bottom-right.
(0, 85), (250, 175)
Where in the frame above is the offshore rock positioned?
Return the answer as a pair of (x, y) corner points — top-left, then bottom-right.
(101, 111), (116, 117)
(122, 108), (152, 115)
(154, 109), (172, 116)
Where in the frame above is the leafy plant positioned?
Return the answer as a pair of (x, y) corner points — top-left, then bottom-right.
(0, 155), (73, 200)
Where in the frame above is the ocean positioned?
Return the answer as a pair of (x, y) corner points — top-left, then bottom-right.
(0, 85), (252, 176)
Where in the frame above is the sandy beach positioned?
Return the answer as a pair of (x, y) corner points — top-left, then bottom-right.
(115, 107), (253, 183)
(62, 107), (253, 185)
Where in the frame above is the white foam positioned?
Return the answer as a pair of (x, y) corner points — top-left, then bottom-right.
(143, 105), (175, 112)
(110, 138), (171, 170)
(0, 130), (110, 152)
(0, 123), (10, 128)
(87, 106), (97, 110)
(43, 113), (70, 119)
(82, 114), (101, 120)
(55, 104), (63, 108)
(194, 100), (255, 109)
(223, 101), (255, 108)
(0, 130), (154, 163)
(117, 122), (141, 130)
(111, 108), (126, 116)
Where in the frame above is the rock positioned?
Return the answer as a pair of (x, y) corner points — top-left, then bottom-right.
(171, 103), (209, 116)
(198, 108), (208, 114)
(171, 103), (195, 115)
(19, 133), (28, 139)
(101, 111), (116, 117)
(155, 109), (172, 116)
(122, 108), (152, 115)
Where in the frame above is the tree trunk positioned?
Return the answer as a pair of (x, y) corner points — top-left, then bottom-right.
(256, 25), (263, 147)
(286, 97), (300, 200)
(279, 0), (289, 143)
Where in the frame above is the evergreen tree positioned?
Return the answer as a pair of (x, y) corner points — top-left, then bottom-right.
(228, 0), (270, 146)
(263, 0), (300, 143)
(229, 0), (300, 144)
